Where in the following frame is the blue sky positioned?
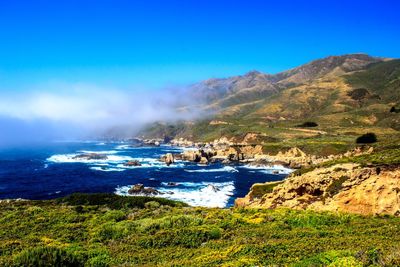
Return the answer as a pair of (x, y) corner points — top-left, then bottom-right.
(0, 0), (399, 89)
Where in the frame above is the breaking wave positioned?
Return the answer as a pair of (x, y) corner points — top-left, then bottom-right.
(115, 181), (235, 208)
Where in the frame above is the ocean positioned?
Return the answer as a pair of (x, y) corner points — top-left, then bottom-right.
(0, 141), (291, 207)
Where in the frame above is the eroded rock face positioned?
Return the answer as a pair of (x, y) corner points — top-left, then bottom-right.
(263, 146), (374, 169)
(214, 145), (263, 161)
(236, 163), (400, 216)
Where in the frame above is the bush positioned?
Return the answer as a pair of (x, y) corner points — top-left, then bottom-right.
(57, 193), (187, 209)
(295, 250), (361, 267)
(296, 121), (318, 127)
(347, 88), (370, 101)
(85, 253), (111, 267)
(144, 201), (161, 209)
(356, 133), (377, 144)
(138, 227), (222, 248)
(13, 246), (84, 267)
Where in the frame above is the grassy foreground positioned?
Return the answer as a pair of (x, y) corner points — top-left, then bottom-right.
(1, 194), (400, 266)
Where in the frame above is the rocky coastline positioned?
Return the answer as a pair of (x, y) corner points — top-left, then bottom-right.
(235, 163), (400, 216)
(157, 137), (374, 170)
(80, 136), (398, 216)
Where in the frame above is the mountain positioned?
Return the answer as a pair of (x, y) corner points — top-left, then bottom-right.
(190, 54), (383, 113)
(140, 54), (400, 155)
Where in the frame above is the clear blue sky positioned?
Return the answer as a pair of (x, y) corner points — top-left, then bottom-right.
(0, 0), (399, 89)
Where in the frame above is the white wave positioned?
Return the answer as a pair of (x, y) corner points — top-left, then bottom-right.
(239, 164), (293, 174)
(47, 190), (61, 195)
(96, 142), (106, 145)
(115, 144), (137, 150)
(184, 166), (238, 173)
(90, 166), (125, 172)
(115, 181), (235, 208)
(116, 162), (185, 169)
(47, 153), (134, 164)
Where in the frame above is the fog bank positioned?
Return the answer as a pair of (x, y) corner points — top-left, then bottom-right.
(0, 82), (203, 147)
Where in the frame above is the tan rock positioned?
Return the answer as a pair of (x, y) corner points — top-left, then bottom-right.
(165, 153), (174, 166)
(237, 163), (400, 216)
(199, 157), (208, 165)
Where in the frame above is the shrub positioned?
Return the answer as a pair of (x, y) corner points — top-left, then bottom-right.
(296, 121), (318, 127)
(57, 193), (187, 209)
(356, 133), (377, 144)
(284, 211), (352, 228)
(96, 221), (134, 241)
(295, 250), (361, 267)
(139, 227), (222, 248)
(13, 246), (84, 267)
(250, 182), (283, 198)
(85, 253), (111, 267)
(326, 175), (350, 197)
(144, 201), (161, 209)
(347, 88), (370, 101)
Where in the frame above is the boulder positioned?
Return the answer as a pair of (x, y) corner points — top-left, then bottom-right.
(206, 184), (219, 193)
(165, 153), (174, 166)
(182, 150), (202, 162)
(199, 157), (208, 165)
(123, 160), (141, 167)
(128, 183), (161, 196)
(73, 153), (108, 160)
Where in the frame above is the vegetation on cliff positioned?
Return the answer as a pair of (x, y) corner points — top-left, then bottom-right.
(140, 55), (400, 161)
(1, 194), (400, 266)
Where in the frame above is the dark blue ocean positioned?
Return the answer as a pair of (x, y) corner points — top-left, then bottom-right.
(0, 141), (291, 207)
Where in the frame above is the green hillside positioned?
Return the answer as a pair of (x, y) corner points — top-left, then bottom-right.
(1, 194), (400, 266)
(140, 55), (400, 156)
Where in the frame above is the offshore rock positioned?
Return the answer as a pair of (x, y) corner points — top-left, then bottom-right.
(123, 160), (142, 167)
(128, 184), (161, 196)
(73, 153), (108, 160)
(161, 153), (175, 166)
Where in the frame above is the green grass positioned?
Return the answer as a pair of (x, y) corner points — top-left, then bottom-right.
(249, 181), (283, 199)
(1, 194), (400, 266)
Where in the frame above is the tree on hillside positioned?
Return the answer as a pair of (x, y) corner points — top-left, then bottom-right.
(296, 121), (318, 127)
(356, 133), (377, 144)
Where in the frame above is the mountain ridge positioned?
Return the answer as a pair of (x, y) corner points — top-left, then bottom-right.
(140, 53), (400, 154)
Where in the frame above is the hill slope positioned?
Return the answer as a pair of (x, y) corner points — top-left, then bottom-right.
(140, 54), (400, 155)
(1, 194), (400, 266)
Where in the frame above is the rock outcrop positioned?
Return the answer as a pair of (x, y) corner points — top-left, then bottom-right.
(128, 184), (160, 196)
(199, 157), (208, 165)
(123, 160), (142, 167)
(160, 153), (175, 166)
(73, 153), (108, 160)
(259, 146), (374, 169)
(236, 163), (400, 216)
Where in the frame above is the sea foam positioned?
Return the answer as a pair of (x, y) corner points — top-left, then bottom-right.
(115, 181), (235, 208)
(239, 164), (293, 174)
(46, 153), (134, 164)
(184, 166), (238, 173)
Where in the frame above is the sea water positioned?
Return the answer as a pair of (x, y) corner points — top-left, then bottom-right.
(0, 141), (292, 207)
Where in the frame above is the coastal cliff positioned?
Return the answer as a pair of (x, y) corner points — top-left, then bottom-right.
(236, 162), (400, 216)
